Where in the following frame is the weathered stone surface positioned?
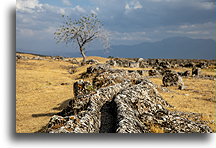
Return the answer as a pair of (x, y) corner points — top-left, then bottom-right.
(92, 68), (143, 89)
(178, 70), (190, 77)
(184, 62), (195, 68)
(69, 58), (80, 64)
(80, 64), (111, 78)
(159, 61), (171, 69)
(139, 61), (149, 68)
(16, 55), (22, 61)
(106, 58), (215, 69)
(162, 70), (184, 88)
(86, 59), (99, 64)
(43, 81), (132, 133)
(192, 68), (201, 76)
(106, 59), (117, 66)
(115, 81), (211, 133)
(149, 70), (160, 76)
(137, 70), (148, 75)
(129, 62), (139, 68)
(52, 56), (64, 60)
(87, 64), (110, 74)
(73, 80), (93, 98)
(31, 56), (44, 60)
(41, 64), (212, 133)
(196, 62), (207, 69)
(106, 59), (139, 68)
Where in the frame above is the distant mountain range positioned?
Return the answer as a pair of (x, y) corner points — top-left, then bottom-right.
(17, 37), (216, 59)
(87, 37), (215, 59)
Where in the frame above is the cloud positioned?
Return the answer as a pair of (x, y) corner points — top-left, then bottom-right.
(61, 0), (72, 6)
(91, 7), (100, 14)
(146, 0), (179, 2)
(166, 30), (209, 35)
(74, 5), (86, 13)
(125, 0), (143, 11)
(195, 1), (215, 10)
(111, 31), (150, 41)
(16, 0), (42, 13)
(17, 28), (35, 37)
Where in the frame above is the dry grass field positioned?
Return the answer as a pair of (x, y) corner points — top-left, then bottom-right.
(16, 53), (215, 133)
(16, 54), (108, 133)
(150, 74), (216, 132)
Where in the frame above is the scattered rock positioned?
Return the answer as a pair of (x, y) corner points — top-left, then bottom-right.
(86, 59), (99, 64)
(184, 62), (195, 68)
(129, 62), (139, 68)
(70, 58), (80, 64)
(73, 80), (94, 98)
(106, 59), (117, 66)
(162, 70), (184, 88)
(39, 63), (212, 133)
(31, 56), (44, 60)
(178, 70), (190, 77)
(192, 68), (201, 76)
(159, 61), (171, 69)
(137, 70), (144, 75)
(16, 55), (22, 61)
(196, 62), (207, 69)
(52, 56), (64, 60)
(149, 70), (160, 76)
(68, 69), (77, 74)
(61, 82), (70, 85)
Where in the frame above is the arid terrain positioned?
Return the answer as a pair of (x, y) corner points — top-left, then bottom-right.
(16, 53), (215, 133)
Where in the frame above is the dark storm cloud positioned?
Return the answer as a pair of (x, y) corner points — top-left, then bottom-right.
(16, 0), (215, 52)
(95, 0), (215, 32)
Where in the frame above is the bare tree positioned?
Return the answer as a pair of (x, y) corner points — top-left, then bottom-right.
(54, 13), (110, 63)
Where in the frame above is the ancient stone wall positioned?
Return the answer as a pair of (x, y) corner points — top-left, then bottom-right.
(106, 58), (215, 69)
(41, 64), (213, 133)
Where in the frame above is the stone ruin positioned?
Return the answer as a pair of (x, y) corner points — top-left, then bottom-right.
(162, 70), (184, 89)
(192, 67), (201, 76)
(106, 58), (215, 70)
(40, 64), (213, 133)
(105, 58), (215, 81)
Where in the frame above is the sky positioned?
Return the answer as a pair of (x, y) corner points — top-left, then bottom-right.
(16, 0), (216, 55)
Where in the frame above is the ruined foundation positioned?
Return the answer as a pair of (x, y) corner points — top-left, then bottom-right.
(41, 64), (213, 133)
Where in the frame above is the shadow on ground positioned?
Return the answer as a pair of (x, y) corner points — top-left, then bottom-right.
(31, 98), (72, 118)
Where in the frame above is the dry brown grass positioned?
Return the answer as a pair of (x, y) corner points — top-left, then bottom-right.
(149, 124), (164, 133)
(149, 77), (216, 132)
(170, 67), (215, 76)
(74, 56), (108, 63)
(16, 53), (107, 133)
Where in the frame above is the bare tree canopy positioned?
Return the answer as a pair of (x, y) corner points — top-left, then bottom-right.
(54, 13), (110, 63)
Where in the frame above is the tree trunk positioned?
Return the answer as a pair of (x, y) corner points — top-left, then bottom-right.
(80, 47), (86, 63)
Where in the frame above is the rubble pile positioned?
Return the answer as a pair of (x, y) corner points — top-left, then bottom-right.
(106, 59), (139, 68)
(41, 64), (212, 133)
(43, 81), (131, 133)
(106, 58), (215, 69)
(178, 70), (191, 77)
(86, 59), (99, 64)
(192, 67), (201, 76)
(148, 69), (160, 76)
(162, 70), (184, 89)
(115, 81), (211, 133)
(16, 55), (45, 61)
